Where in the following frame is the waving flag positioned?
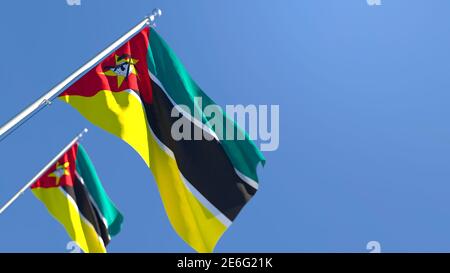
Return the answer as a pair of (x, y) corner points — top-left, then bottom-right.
(59, 27), (265, 252)
(31, 143), (123, 253)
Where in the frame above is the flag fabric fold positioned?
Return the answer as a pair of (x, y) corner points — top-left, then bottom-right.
(59, 27), (264, 252)
(31, 143), (123, 253)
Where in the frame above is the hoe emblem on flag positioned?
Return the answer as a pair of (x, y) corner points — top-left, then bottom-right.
(103, 54), (139, 87)
(48, 162), (70, 185)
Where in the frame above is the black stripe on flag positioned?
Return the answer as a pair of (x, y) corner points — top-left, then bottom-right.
(62, 176), (110, 246)
(142, 81), (257, 221)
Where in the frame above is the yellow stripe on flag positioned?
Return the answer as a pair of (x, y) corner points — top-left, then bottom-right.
(59, 90), (227, 252)
(32, 187), (106, 253)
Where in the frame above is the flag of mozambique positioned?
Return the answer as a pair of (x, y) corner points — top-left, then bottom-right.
(31, 143), (123, 253)
(59, 27), (265, 252)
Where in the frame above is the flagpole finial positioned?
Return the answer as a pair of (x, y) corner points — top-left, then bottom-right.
(78, 128), (88, 139)
(146, 8), (162, 26)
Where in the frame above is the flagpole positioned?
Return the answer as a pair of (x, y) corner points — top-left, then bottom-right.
(0, 128), (89, 215)
(0, 8), (162, 142)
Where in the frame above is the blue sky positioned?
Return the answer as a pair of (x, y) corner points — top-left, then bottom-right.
(2, 0), (450, 252)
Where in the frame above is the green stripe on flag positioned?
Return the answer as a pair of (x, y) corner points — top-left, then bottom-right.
(147, 28), (265, 183)
(75, 144), (123, 237)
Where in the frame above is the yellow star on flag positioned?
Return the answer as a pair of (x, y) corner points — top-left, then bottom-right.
(103, 55), (139, 87)
(48, 162), (70, 185)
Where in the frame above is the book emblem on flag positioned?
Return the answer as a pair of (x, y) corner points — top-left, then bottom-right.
(48, 162), (70, 185)
(103, 54), (139, 87)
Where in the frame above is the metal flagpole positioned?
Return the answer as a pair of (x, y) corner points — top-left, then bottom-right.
(0, 8), (162, 142)
(0, 128), (89, 215)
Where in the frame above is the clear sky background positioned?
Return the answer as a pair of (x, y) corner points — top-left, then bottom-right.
(1, 0), (450, 252)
